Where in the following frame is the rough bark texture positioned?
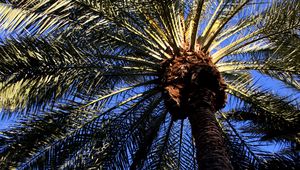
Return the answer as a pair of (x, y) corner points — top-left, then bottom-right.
(160, 50), (232, 169)
(188, 89), (233, 170)
(160, 51), (226, 120)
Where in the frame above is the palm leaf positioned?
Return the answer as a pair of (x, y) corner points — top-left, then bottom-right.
(0, 0), (299, 169)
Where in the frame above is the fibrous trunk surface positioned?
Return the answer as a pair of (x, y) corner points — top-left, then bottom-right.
(160, 50), (226, 120)
(188, 89), (233, 170)
(160, 47), (231, 169)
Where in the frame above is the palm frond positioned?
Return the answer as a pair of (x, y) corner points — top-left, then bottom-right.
(142, 115), (174, 169)
(226, 80), (300, 148)
(0, 84), (160, 169)
(130, 110), (168, 170)
(211, 0), (300, 63)
(185, 0), (204, 50)
(0, 1), (73, 38)
(261, 153), (300, 170)
(220, 112), (265, 170)
(202, 0), (251, 52)
(0, 33), (160, 115)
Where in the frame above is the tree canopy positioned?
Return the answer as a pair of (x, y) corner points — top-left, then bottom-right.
(0, 0), (299, 169)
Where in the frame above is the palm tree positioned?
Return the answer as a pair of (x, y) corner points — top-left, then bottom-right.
(0, 0), (299, 169)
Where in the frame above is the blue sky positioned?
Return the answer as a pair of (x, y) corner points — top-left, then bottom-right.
(0, 118), (12, 130)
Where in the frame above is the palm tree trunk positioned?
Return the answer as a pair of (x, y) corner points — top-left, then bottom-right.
(187, 89), (233, 170)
